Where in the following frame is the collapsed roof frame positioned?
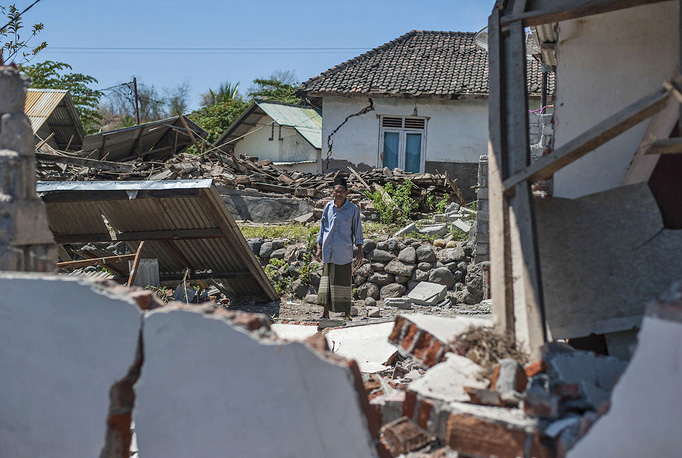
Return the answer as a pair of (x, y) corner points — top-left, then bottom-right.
(487, 0), (678, 358)
(37, 179), (278, 302)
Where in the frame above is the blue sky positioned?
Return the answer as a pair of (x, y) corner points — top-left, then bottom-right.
(25, 0), (493, 110)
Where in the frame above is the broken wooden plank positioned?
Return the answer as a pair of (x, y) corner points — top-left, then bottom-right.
(278, 173), (295, 185)
(179, 113), (202, 154)
(127, 241), (146, 287)
(444, 170), (466, 206)
(57, 253), (136, 270)
(35, 152), (135, 173)
(294, 188), (317, 198)
(642, 138), (682, 155)
(500, 0), (669, 27)
(503, 78), (681, 193)
(623, 92), (679, 185)
(53, 228), (227, 244)
(160, 271), (252, 281)
(347, 165), (372, 190)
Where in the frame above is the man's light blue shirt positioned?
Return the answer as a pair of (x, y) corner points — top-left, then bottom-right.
(317, 199), (364, 265)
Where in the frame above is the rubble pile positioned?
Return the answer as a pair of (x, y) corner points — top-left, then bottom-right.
(35, 148), (465, 209)
(365, 315), (629, 457)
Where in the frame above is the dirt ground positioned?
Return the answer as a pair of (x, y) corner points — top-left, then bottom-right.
(229, 295), (491, 323)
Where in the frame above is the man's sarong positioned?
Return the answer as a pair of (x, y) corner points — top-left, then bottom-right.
(316, 262), (352, 313)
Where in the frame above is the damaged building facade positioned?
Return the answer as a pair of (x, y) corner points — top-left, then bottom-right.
(299, 30), (550, 201)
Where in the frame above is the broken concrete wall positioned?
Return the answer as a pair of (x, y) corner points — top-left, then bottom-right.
(535, 183), (682, 344)
(569, 282), (682, 456)
(0, 273), (378, 457)
(552, 2), (678, 198)
(0, 274), (141, 457)
(474, 155), (489, 262)
(216, 185), (314, 222)
(0, 66), (56, 272)
(135, 308), (377, 457)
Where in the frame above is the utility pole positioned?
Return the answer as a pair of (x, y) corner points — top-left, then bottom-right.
(133, 77), (140, 125)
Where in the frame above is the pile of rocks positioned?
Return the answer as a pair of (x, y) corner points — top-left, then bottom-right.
(247, 231), (489, 312)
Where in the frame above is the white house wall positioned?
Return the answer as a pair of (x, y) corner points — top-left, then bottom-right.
(552, 2), (679, 198)
(233, 114), (320, 170)
(322, 96), (489, 200)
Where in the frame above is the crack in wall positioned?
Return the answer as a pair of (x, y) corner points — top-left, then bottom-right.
(325, 98), (374, 171)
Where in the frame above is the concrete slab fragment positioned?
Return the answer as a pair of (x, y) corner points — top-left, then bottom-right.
(408, 354), (487, 403)
(0, 274), (141, 458)
(384, 297), (413, 309)
(325, 322), (397, 373)
(535, 183), (682, 339)
(452, 219), (472, 233)
(569, 303), (682, 456)
(136, 309), (378, 457)
(408, 281), (447, 306)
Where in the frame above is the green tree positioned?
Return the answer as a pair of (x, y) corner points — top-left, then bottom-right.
(247, 70), (301, 104)
(0, 3), (46, 65)
(200, 81), (241, 107)
(23, 60), (104, 133)
(188, 99), (249, 144)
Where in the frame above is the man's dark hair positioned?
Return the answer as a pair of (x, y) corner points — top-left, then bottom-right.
(333, 176), (348, 189)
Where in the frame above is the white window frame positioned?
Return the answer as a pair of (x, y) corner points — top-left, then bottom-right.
(378, 116), (427, 173)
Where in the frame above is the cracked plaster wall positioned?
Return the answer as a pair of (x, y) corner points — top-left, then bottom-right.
(0, 273), (377, 458)
(552, 2), (679, 198)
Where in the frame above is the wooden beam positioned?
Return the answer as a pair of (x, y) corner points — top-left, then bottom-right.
(347, 165), (371, 190)
(643, 137), (682, 154)
(160, 271), (252, 281)
(489, 7), (547, 357)
(35, 152), (135, 172)
(623, 92), (679, 185)
(179, 113), (202, 153)
(127, 241), (146, 287)
(57, 254), (136, 269)
(53, 228), (227, 244)
(503, 79), (679, 192)
(501, 0), (669, 27)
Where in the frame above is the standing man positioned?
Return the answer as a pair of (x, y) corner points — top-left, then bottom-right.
(315, 176), (364, 320)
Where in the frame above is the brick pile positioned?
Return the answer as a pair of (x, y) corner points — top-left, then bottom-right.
(366, 316), (630, 457)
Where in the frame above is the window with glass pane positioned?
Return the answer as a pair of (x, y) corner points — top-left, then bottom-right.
(405, 133), (422, 173)
(380, 116), (425, 173)
(383, 132), (400, 170)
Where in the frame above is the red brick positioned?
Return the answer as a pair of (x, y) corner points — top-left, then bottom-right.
(304, 332), (329, 354)
(446, 413), (553, 458)
(525, 359), (548, 378)
(345, 359), (381, 439)
(381, 417), (434, 457)
(417, 399), (433, 430)
(411, 332), (433, 361)
(388, 316), (407, 344)
(402, 390), (418, 419)
(232, 314), (268, 331)
(400, 324), (419, 351)
(422, 340), (446, 367)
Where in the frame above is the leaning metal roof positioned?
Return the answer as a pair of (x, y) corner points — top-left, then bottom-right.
(80, 116), (209, 162)
(37, 179), (277, 301)
(26, 89), (85, 150)
(215, 100), (322, 150)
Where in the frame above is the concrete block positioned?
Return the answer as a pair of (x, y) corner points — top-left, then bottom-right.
(419, 224), (448, 237)
(396, 222), (419, 237)
(493, 358), (528, 394)
(136, 308), (378, 458)
(409, 354), (486, 403)
(384, 297), (413, 309)
(0, 274), (141, 458)
(452, 219), (471, 233)
(408, 281), (447, 306)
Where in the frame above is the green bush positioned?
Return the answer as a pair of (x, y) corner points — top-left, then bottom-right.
(365, 179), (417, 225)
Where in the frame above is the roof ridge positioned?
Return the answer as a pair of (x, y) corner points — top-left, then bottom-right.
(301, 30), (419, 88)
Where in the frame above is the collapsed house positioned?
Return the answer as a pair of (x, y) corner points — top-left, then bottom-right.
(298, 30), (552, 201)
(214, 100), (323, 174)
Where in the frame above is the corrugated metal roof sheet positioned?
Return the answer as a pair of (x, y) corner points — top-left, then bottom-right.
(81, 116), (209, 162)
(257, 101), (322, 149)
(25, 89), (85, 150)
(215, 101), (322, 150)
(37, 179), (277, 302)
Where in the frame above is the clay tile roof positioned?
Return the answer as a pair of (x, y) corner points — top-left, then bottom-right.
(300, 30), (553, 98)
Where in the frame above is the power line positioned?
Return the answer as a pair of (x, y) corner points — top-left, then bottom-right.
(0, 0), (43, 34)
(48, 46), (369, 51)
